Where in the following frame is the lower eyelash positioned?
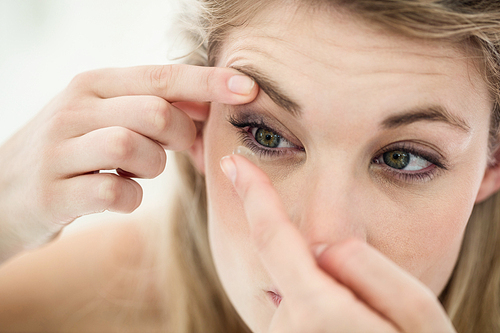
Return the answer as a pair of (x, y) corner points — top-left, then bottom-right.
(380, 164), (439, 183)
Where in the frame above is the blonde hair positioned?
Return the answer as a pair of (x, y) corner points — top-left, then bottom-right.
(163, 1), (500, 332)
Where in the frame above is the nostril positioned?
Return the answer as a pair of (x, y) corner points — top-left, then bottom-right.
(266, 290), (282, 307)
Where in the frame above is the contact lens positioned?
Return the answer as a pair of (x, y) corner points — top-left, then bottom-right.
(232, 146), (261, 166)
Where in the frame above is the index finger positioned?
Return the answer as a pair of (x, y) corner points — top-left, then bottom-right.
(317, 240), (454, 333)
(220, 154), (321, 297)
(73, 64), (259, 104)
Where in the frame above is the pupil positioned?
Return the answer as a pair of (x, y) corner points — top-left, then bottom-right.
(255, 128), (280, 148)
(383, 150), (410, 169)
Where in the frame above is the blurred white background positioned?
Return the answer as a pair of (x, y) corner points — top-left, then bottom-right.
(0, 0), (186, 234)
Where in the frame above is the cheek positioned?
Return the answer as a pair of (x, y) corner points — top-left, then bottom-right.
(203, 109), (273, 329)
(203, 106), (251, 252)
(207, 166), (251, 261)
(366, 174), (480, 294)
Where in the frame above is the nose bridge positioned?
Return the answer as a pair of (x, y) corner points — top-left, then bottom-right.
(290, 161), (363, 245)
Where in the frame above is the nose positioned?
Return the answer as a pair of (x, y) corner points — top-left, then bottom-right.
(286, 165), (366, 247)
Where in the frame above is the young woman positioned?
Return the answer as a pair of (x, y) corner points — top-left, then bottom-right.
(0, 0), (499, 332)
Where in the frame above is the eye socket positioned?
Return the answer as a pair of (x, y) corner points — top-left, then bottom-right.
(250, 127), (294, 149)
(378, 150), (432, 171)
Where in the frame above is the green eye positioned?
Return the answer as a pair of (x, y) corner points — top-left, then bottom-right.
(383, 150), (410, 169)
(255, 128), (281, 148)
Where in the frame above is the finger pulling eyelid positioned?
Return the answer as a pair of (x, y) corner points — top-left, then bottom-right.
(228, 64), (303, 118)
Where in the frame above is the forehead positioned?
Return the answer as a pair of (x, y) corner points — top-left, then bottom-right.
(216, 4), (490, 126)
(219, 4), (469, 73)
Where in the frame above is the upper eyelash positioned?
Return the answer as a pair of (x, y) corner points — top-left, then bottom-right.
(228, 114), (285, 137)
(375, 142), (448, 170)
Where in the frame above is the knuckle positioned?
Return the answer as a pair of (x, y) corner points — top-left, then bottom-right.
(411, 291), (439, 320)
(46, 97), (87, 136)
(105, 127), (135, 161)
(98, 176), (122, 207)
(147, 65), (176, 93)
(68, 70), (98, 91)
(202, 67), (217, 95)
(149, 99), (172, 134)
(47, 110), (69, 135)
(331, 238), (365, 267)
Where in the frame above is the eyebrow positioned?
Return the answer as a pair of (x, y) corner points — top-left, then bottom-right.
(381, 105), (471, 133)
(230, 64), (302, 117)
(230, 65), (470, 133)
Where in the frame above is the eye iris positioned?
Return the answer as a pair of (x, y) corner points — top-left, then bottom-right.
(383, 150), (410, 169)
(255, 128), (280, 148)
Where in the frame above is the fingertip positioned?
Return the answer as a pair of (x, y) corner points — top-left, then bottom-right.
(230, 153), (271, 186)
(227, 74), (256, 95)
(125, 177), (143, 213)
(223, 70), (259, 104)
(133, 180), (144, 210)
(315, 238), (368, 279)
(221, 154), (266, 200)
(220, 155), (237, 185)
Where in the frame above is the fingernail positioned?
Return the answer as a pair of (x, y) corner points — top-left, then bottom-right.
(312, 243), (329, 258)
(220, 156), (237, 185)
(227, 75), (255, 95)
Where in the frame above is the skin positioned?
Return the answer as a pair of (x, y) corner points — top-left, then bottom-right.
(0, 65), (257, 263)
(1, 3), (500, 333)
(0, 64), (257, 330)
(194, 4), (498, 332)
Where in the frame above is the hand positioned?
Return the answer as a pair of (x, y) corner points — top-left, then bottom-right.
(0, 64), (257, 262)
(221, 154), (456, 333)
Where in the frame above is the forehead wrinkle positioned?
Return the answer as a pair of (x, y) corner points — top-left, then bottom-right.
(354, 68), (449, 77)
(224, 43), (282, 65)
(226, 32), (461, 81)
(223, 0), (476, 80)
(225, 30), (344, 74)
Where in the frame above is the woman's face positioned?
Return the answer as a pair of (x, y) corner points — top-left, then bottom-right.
(202, 5), (492, 332)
